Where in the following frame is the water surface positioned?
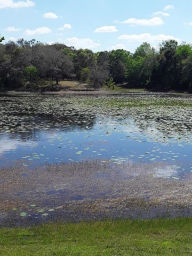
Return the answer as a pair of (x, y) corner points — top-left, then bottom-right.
(0, 95), (192, 180)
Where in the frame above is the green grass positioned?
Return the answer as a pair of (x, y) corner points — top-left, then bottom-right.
(103, 85), (147, 93)
(1, 218), (192, 255)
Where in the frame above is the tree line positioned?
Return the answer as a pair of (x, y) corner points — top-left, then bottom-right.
(1, 38), (192, 92)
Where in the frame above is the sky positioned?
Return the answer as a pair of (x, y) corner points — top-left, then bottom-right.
(0, 0), (192, 52)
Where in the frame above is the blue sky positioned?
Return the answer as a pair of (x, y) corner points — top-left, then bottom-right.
(0, 0), (192, 52)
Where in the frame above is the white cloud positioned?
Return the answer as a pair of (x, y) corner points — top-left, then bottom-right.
(43, 12), (58, 19)
(121, 17), (163, 26)
(153, 11), (170, 17)
(164, 5), (174, 11)
(110, 43), (127, 50)
(5, 26), (21, 32)
(95, 26), (118, 33)
(185, 22), (192, 26)
(25, 27), (52, 35)
(118, 33), (179, 43)
(0, 0), (34, 8)
(64, 37), (100, 49)
(58, 24), (72, 31)
(0, 138), (36, 155)
(8, 37), (17, 41)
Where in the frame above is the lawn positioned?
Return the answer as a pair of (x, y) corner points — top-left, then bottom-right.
(0, 218), (192, 255)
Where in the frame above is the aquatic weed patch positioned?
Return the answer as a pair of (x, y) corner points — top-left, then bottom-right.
(0, 95), (192, 174)
(0, 95), (192, 137)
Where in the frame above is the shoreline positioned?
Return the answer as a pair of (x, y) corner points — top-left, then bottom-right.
(0, 89), (192, 98)
(1, 161), (192, 227)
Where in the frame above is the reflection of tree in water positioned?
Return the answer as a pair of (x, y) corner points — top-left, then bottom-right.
(0, 96), (96, 141)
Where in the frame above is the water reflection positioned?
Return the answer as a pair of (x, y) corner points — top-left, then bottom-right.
(0, 137), (37, 155)
(0, 95), (192, 178)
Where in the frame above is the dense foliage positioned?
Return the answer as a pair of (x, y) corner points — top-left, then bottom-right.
(1, 38), (192, 92)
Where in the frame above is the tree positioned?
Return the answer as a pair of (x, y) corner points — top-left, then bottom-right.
(149, 40), (178, 91)
(32, 45), (74, 84)
(90, 64), (109, 88)
(134, 42), (155, 58)
(126, 56), (145, 88)
(176, 44), (192, 59)
(1, 37), (192, 93)
(0, 36), (4, 43)
(181, 55), (192, 91)
(109, 49), (130, 83)
(80, 67), (90, 82)
(25, 65), (37, 82)
(73, 49), (95, 80)
(133, 43), (156, 88)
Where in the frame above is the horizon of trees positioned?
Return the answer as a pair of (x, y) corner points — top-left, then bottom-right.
(1, 38), (192, 92)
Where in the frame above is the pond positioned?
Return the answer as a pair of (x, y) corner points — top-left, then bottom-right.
(1, 94), (192, 224)
(0, 94), (192, 179)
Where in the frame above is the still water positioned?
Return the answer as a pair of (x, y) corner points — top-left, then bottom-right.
(0, 95), (192, 179)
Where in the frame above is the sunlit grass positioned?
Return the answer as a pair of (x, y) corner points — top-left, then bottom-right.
(103, 84), (147, 93)
(1, 218), (192, 255)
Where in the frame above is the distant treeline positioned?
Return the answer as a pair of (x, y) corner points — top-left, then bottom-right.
(1, 38), (192, 92)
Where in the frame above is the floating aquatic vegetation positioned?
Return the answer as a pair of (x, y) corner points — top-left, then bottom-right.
(0, 94), (192, 219)
(20, 212), (27, 217)
(42, 213), (48, 217)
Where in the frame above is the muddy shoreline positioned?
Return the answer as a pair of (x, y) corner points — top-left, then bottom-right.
(1, 161), (192, 227)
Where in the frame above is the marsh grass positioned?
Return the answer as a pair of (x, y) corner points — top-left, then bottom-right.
(83, 96), (192, 108)
(103, 84), (147, 93)
(0, 218), (192, 255)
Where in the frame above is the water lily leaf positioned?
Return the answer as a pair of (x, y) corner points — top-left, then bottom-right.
(76, 151), (83, 155)
(42, 213), (49, 217)
(48, 209), (55, 212)
(20, 212), (27, 217)
(38, 209), (44, 213)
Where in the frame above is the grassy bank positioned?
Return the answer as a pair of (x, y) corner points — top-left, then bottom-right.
(1, 218), (192, 255)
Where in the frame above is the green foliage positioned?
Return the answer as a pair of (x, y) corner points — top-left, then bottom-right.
(1, 38), (192, 92)
(25, 65), (37, 81)
(0, 36), (4, 43)
(181, 55), (192, 91)
(134, 42), (155, 58)
(109, 49), (130, 83)
(73, 49), (95, 80)
(126, 56), (145, 87)
(106, 77), (115, 89)
(149, 40), (179, 91)
(80, 67), (90, 82)
(176, 44), (192, 59)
